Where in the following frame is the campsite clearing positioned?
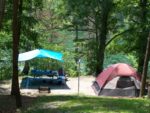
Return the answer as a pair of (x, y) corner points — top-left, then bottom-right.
(0, 76), (96, 96)
(0, 76), (150, 113)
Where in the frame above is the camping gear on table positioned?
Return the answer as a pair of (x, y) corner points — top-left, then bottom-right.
(30, 69), (66, 85)
(31, 69), (57, 77)
(92, 63), (141, 97)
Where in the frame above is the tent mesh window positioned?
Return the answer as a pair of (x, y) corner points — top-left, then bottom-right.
(116, 76), (135, 88)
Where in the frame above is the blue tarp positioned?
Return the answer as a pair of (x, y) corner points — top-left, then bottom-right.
(18, 49), (63, 61)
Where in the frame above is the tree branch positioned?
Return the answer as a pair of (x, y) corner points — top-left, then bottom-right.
(106, 28), (134, 47)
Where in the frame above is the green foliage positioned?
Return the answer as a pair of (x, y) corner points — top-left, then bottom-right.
(0, 49), (12, 80)
(63, 51), (76, 76)
(104, 53), (137, 68)
(0, 63), (12, 80)
(0, 0), (44, 79)
(1, 0), (150, 79)
(0, 31), (12, 49)
(0, 1), (13, 67)
(19, 0), (44, 50)
(29, 59), (62, 70)
(84, 39), (97, 74)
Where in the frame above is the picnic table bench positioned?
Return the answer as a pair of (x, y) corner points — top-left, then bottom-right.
(38, 86), (51, 93)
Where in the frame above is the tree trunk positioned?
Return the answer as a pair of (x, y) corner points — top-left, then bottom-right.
(11, 0), (22, 95)
(11, 0), (22, 108)
(0, 0), (5, 29)
(95, 13), (100, 76)
(139, 32), (150, 97)
(96, 0), (113, 75)
(137, 0), (148, 74)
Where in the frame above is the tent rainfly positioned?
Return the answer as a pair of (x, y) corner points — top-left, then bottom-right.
(92, 63), (141, 97)
(18, 49), (63, 61)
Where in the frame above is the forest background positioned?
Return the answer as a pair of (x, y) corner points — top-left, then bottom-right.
(0, 0), (150, 79)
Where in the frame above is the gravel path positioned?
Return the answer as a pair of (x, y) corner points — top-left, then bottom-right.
(50, 76), (96, 95)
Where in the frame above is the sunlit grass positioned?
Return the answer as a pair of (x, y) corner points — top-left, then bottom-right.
(22, 95), (150, 113)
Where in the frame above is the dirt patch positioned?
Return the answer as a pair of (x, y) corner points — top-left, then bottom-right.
(20, 76), (96, 96)
(53, 76), (96, 95)
(0, 76), (96, 96)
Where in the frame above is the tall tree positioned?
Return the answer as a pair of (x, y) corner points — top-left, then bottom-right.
(140, 32), (150, 97)
(96, 0), (113, 75)
(11, 0), (22, 107)
(137, 0), (148, 73)
(62, 0), (114, 75)
(0, 0), (5, 29)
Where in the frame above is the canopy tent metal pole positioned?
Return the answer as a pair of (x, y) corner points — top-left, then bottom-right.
(78, 59), (81, 95)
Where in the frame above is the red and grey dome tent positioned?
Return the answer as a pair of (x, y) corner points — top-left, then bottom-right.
(92, 63), (141, 97)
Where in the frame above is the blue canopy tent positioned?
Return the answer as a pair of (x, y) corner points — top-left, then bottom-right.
(18, 49), (66, 87)
(18, 49), (63, 61)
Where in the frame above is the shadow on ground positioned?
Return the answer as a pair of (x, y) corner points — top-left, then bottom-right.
(0, 95), (37, 113)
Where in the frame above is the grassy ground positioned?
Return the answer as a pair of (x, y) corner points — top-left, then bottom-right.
(0, 94), (150, 113)
(18, 95), (150, 113)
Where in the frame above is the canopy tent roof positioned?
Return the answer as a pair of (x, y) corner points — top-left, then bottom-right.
(18, 49), (63, 61)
